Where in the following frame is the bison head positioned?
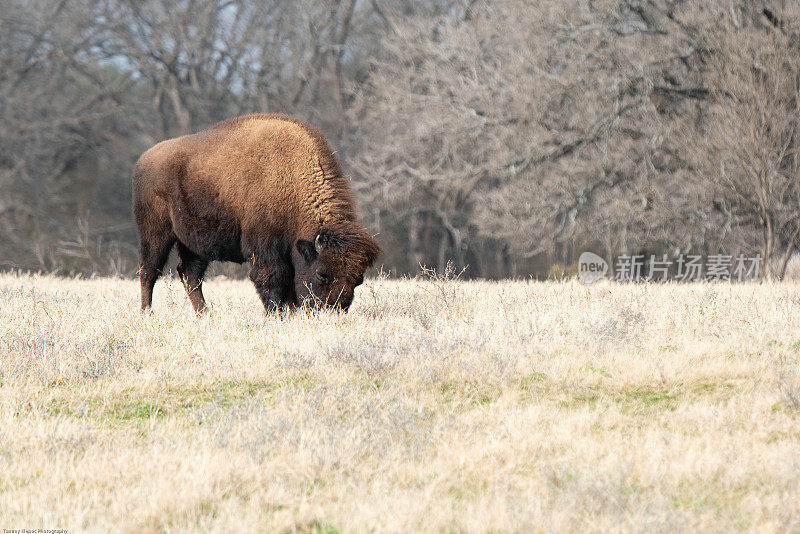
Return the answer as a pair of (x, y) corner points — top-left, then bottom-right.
(292, 221), (381, 311)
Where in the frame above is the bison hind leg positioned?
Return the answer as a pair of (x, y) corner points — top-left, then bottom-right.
(176, 242), (209, 314)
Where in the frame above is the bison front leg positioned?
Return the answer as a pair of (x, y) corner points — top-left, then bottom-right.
(138, 232), (175, 311)
(249, 257), (294, 313)
(177, 243), (209, 313)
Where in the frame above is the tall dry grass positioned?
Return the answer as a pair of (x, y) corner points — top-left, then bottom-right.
(1, 272), (799, 532)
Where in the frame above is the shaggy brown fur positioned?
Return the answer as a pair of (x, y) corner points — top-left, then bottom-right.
(132, 113), (381, 313)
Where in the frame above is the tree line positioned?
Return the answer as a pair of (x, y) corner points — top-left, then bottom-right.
(1, 0), (798, 279)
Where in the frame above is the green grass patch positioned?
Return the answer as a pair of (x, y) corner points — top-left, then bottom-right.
(520, 372), (548, 390)
(111, 401), (167, 421)
(438, 380), (499, 409)
(584, 365), (612, 378)
(560, 392), (599, 409)
(280, 372), (317, 391)
(670, 480), (753, 521)
(0, 472), (43, 492)
(446, 474), (489, 501)
(688, 382), (738, 399)
(547, 470), (576, 490)
(356, 376), (386, 392)
(554, 386), (683, 413)
(306, 520), (340, 534)
(40, 378), (279, 426)
(623, 387), (679, 407)
(302, 477), (328, 495)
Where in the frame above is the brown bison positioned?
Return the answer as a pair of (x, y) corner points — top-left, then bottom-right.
(132, 113), (381, 313)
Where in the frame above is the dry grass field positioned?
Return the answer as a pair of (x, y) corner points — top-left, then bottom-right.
(1, 272), (799, 532)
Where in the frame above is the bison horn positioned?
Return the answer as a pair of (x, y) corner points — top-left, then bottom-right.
(314, 234), (322, 253)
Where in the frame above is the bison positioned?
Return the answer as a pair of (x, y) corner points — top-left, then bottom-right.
(132, 113), (381, 313)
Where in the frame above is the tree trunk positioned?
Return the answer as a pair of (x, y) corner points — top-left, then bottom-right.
(776, 222), (800, 280)
(437, 233), (449, 273)
(166, 77), (191, 134)
(496, 243), (511, 279)
(763, 215), (774, 279)
(408, 211), (425, 273)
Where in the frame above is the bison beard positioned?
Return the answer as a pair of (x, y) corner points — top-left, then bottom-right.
(132, 113), (381, 313)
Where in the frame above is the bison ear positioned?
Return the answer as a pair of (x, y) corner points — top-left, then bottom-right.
(295, 239), (318, 265)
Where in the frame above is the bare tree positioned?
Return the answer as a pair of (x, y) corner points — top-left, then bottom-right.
(0, 0), (139, 271)
(350, 0), (715, 276)
(691, 3), (800, 278)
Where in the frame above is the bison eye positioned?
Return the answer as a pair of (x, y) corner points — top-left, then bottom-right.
(316, 270), (333, 285)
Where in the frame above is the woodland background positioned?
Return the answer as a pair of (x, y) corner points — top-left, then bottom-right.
(1, 0), (799, 279)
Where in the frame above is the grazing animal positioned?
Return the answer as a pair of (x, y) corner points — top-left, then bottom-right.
(132, 113), (381, 313)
